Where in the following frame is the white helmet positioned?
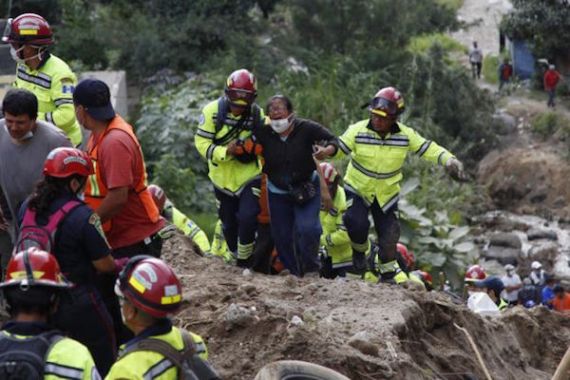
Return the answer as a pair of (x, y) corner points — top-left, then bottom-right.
(531, 261), (542, 270)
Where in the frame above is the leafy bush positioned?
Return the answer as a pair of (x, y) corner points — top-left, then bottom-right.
(408, 33), (467, 55)
(531, 112), (570, 138)
(482, 55), (499, 84)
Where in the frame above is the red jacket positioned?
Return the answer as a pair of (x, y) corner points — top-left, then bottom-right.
(544, 69), (561, 90)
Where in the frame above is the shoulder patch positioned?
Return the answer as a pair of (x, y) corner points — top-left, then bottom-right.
(62, 83), (75, 94)
(199, 114), (205, 126)
(89, 213), (109, 244)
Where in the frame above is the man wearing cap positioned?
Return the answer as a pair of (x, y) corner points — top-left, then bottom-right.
(473, 276), (509, 311)
(501, 264), (522, 306)
(0, 89), (71, 273)
(2, 13), (83, 146)
(107, 256), (219, 380)
(73, 78), (165, 344)
(529, 261), (547, 287)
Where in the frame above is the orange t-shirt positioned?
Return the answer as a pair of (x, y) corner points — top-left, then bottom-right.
(552, 293), (570, 312)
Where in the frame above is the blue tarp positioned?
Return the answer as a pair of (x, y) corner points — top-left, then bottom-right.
(511, 40), (535, 79)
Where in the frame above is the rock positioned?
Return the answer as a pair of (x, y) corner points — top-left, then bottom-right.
(348, 331), (379, 357)
(290, 315), (304, 326)
(482, 246), (519, 265)
(239, 284), (257, 295)
(528, 242), (558, 260)
(526, 228), (558, 241)
(489, 232), (522, 249)
(223, 303), (257, 329)
(493, 112), (516, 135)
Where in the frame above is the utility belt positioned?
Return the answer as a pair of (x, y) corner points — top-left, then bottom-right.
(112, 232), (163, 259)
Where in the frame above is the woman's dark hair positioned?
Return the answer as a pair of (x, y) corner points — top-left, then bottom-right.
(4, 287), (58, 317)
(266, 95), (294, 114)
(2, 89), (38, 119)
(28, 175), (81, 217)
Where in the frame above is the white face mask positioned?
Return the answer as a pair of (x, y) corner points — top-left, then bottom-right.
(270, 118), (290, 134)
(10, 45), (26, 64)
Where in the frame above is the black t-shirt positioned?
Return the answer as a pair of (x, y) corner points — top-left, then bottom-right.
(253, 117), (338, 190)
(18, 193), (111, 285)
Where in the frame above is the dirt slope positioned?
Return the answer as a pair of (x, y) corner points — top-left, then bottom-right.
(164, 236), (570, 380)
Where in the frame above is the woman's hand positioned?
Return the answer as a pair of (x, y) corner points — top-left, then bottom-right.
(312, 144), (335, 160)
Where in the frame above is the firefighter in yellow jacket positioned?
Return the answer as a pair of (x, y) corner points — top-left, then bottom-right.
(106, 256), (218, 380)
(3, 13), (82, 146)
(335, 87), (466, 283)
(148, 184), (211, 254)
(194, 69), (264, 267)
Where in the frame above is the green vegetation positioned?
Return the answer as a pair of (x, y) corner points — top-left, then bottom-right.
(407, 33), (467, 55)
(482, 55), (499, 84)
(435, 0), (464, 11)
(531, 112), (570, 138)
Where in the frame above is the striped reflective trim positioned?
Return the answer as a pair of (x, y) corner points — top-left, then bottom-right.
(195, 342), (207, 355)
(188, 226), (200, 239)
(143, 358), (175, 380)
(332, 261), (353, 269)
(437, 152), (446, 165)
(328, 207), (338, 216)
(45, 362), (84, 379)
(378, 259), (400, 274)
(355, 134), (409, 147)
(326, 234), (334, 247)
(338, 224), (347, 231)
(54, 98), (74, 107)
(415, 140), (432, 157)
(351, 160), (400, 180)
(17, 67), (51, 89)
(46, 112), (54, 125)
(382, 193), (399, 213)
(196, 128), (215, 139)
(237, 241), (254, 259)
(251, 187), (261, 197)
(87, 161), (100, 197)
(351, 240), (369, 252)
(338, 139), (352, 154)
(206, 144), (217, 160)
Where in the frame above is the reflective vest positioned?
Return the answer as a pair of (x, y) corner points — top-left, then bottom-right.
(0, 330), (100, 380)
(319, 187), (352, 268)
(164, 201), (211, 254)
(195, 99), (263, 194)
(85, 115), (159, 232)
(14, 53), (82, 146)
(498, 298), (509, 311)
(336, 120), (454, 209)
(105, 327), (207, 380)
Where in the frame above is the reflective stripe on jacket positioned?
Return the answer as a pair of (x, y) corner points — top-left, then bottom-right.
(84, 115), (159, 232)
(320, 187), (352, 267)
(105, 327), (208, 380)
(336, 120), (454, 208)
(14, 54), (82, 146)
(194, 99), (263, 194)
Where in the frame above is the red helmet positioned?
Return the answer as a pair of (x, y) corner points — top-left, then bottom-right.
(419, 271), (433, 286)
(225, 69), (257, 107)
(465, 264), (486, 283)
(148, 184), (167, 212)
(319, 162), (339, 186)
(369, 87), (405, 117)
(2, 13), (53, 46)
(397, 242), (415, 269)
(0, 248), (69, 289)
(116, 256), (183, 318)
(43, 147), (94, 178)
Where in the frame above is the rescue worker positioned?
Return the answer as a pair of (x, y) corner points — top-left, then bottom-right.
(472, 276), (509, 311)
(195, 69), (264, 267)
(335, 87), (466, 283)
(106, 256), (219, 380)
(17, 147), (118, 375)
(3, 13), (82, 146)
(148, 184), (211, 254)
(464, 264), (487, 297)
(0, 248), (100, 379)
(365, 243), (426, 289)
(318, 162), (352, 279)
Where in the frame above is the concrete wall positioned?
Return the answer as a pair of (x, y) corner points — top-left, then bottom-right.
(80, 71), (128, 119)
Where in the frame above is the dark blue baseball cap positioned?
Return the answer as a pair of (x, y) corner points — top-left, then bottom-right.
(73, 79), (115, 121)
(474, 276), (505, 294)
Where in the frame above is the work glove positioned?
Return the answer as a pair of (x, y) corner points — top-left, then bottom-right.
(445, 157), (467, 182)
(157, 224), (177, 240)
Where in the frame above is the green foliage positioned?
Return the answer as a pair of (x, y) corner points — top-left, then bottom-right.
(434, 0), (464, 11)
(531, 111), (570, 138)
(482, 55), (499, 84)
(502, 0), (570, 62)
(408, 33), (467, 55)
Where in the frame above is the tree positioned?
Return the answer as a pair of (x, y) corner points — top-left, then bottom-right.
(502, 0), (570, 62)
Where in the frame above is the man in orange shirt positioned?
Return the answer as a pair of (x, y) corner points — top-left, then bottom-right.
(552, 285), (570, 313)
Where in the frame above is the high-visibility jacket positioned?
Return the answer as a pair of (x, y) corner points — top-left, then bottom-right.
(14, 53), (82, 146)
(194, 99), (264, 195)
(319, 187), (352, 268)
(105, 327), (208, 380)
(498, 298), (509, 311)
(336, 120), (454, 210)
(210, 220), (234, 263)
(0, 330), (100, 380)
(164, 201), (211, 254)
(85, 115), (159, 232)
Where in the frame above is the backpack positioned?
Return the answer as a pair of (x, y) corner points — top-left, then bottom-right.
(120, 329), (220, 380)
(0, 330), (63, 380)
(15, 200), (81, 254)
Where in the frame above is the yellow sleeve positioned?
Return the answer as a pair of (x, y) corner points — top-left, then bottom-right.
(335, 122), (360, 159)
(404, 125), (453, 166)
(172, 206), (211, 253)
(322, 192), (350, 247)
(45, 338), (101, 380)
(194, 102), (231, 164)
(47, 73), (82, 146)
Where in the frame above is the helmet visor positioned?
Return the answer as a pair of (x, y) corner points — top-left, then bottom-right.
(369, 97), (398, 116)
(227, 89), (255, 106)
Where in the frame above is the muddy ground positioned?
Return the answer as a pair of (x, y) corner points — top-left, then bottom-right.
(164, 236), (570, 380)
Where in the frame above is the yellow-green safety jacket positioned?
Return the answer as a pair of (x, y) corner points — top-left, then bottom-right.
(195, 99), (264, 195)
(498, 298), (509, 311)
(0, 330), (100, 380)
(14, 53), (82, 146)
(105, 327), (208, 380)
(319, 187), (352, 268)
(336, 120), (454, 209)
(210, 220), (234, 263)
(164, 201), (211, 254)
